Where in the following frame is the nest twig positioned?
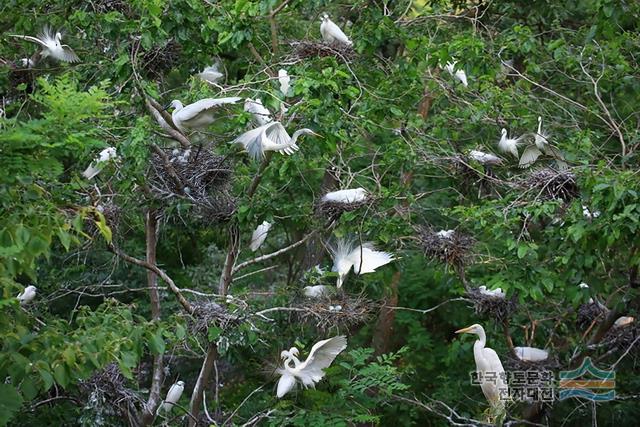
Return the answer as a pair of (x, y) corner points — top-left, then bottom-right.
(419, 227), (475, 267)
(294, 294), (377, 331)
(503, 353), (560, 372)
(466, 287), (518, 323)
(315, 195), (370, 220)
(90, 0), (133, 15)
(514, 168), (578, 202)
(599, 322), (640, 353)
(140, 39), (182, 76)
(188, 301), (241, 336)
(577, 300), (608, 329)
(286, 40), (356, 62)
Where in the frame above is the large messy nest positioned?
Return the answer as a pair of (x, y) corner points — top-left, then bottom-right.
(504, 352), (561, 372)
(599, 321), (640, 355)
(315, 192), (370, 220)
(90, 0), (133, 15)
(418, 227), (475, 267)
(79, 363), (142, 422)
(514, 168), (578, 202)
(294, 294), (377, 331)
(140, 39), (182, 76)
(466, 287), (518, 323)
(576, 300), (607, 329)
(149, 146), (236, 224)
(187, 301), (241, 336)
(286, 40), (356, 62)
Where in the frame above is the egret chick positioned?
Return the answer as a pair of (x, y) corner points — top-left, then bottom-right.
(321, 188), (368, 204)
(303, 285), (331, 298)
(320, 14), (352, 46)
(478, 285), (505, 299)
(230, 121), (319, 161)
(10, 26), (79, 63)
(244, 98), (273, 126)
(168, 97), (241, 133)
(498, 128), (525, 158)
(250, 221), (272, 252)
(83, 147), (117, 180)
(329, 239), (394, 288)
(162, 380), (185, 411)
(17, 285), (37, 305)
(514, 346), (549, 362)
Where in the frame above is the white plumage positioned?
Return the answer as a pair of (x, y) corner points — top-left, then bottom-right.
(498, 128), (525, 158)
(469, 150), (503, 166)
(83, 147), (117, 179)
(303, 285), (331, 298)
(614, 316), (634, 328)
(278, 69), (291, 96)
(276, 336), (347, 398)
(436, 229), (455, 239)
(321, 188), (368, 204)
(519, 117), (567, 169)
(17, 285), (37, 305)
(578, 282), (589, 289)
(169, 97), (241, 133)
(244, 98), (273, 126)
(444, 61), (468, 87)
(162, 380), (185, 411)
(197, 63), (223, 84)
(10, 27), (79, 63)
(250, 221), (272, 252)
(20, 58), (36, 68)
(514, 346), (549, 362)
(582, 205), (601, 219)
(329, 239), (394, 288)
(320, 14), (352, 46)
(230, 121), (318, 161)
(478, 285), (505, 299)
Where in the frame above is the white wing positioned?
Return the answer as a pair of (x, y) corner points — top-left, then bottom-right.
(321, 18), (352, 45)
(262, 122), (297, 154)
(498, 135), (520, 158)
(244, 99), (272, 126)
(250, 221), (272, 252)
(514, 346), (548, 362)
(58, 45), (80, 63)
(178, 97), (241, 122)
(9, 34), (47, 47)
(321, 188), (367, 203)
(82, 163), (102, 180)
(519, 145), (542, 168)
(350, 244), (394, 274)
(198, 65), (223, 83)
(276, 370), (296, 398)
(295, 336), (347, 387)
(230, 122), (291, 161)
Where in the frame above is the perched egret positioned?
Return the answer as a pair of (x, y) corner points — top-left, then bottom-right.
(168, 97), (241, 133)
(578, 282), (589, 289)
(329, 239), (394, 288)
(10, 27), (79, 63)
(436, 229), (455, 239)
(469, 150), (503, 166)
(478, 285), (505, 299)
(455, 324), (508, 410)
(519, 117), (567, 169)
(444, 61), (468, 87)
(498, 128), (525, 158)
(244, 98), (273, 126)
(514, 346), (549, 362)
(197, 63), (223, 84)
(321, 188), (368, 204)
(303, 285), (331, 298)
(250, 221), (272, 252)
(17, 285), (37, 305)
(278, 69), (291, 96)
(276, 336), (347, 398)
(83, 147), (117, 180)
(230, 121), (319, 161)
(614, 316), (634, 328)
(320, 14), (352, 46)
(162, 380), (185, 411)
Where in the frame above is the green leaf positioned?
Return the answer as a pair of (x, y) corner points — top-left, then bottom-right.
(0, 384), (23, 426)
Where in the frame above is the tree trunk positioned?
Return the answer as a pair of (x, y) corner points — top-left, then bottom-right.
(188, 343), (219, 427)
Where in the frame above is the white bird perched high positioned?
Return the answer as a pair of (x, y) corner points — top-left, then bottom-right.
(498, 128), (525, 158)
(478, 285), (505, 299)
(320, 14), (352, 46)
(162, 380), (185, 411)
(455, 324), (508, 411)
(321, 188), (368, 204)
(276, 336), (347, 398)
(278, 69), (291, 96)
(244, 98), (273, 126)
(9, 26), (80, 63)
(250, 221), (272, 252)
(444, 61), (468, 87)
(519, 116), (567, 169)
(83, 147), (117, 180)
(303, 285), (332, 298)
(469, 150), (503, 166)
(514, 346), (549, 362)
(329, 239), (394, 288)
(196, 63), (223, 84)
(168, 97), (241, 133)
(229, 121), (319, 161)
(613, 316), (635, 328)
(17, 285), (37, 305)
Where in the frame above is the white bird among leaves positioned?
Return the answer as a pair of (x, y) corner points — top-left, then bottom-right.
(498, 128), (525, 158)
(162, 380), (185, 411)
(321, 188), (368, 204)
(230, 121), (319, 161)
(197, 63), (223, 84)
(469, 150), (503, 166)
(444, 61), (468, 87)
(519, 116), (567, 169)
(278, 69), (291, 96)
(250, 221), (272, 252)
(514, 346), (549, 362)
(244, 98), (273, 126)
(10, 26), (80, 63)
(168, 97), (241, 133)
(329, 239), (394, 288)
(276, 335), (347, 398)
(83, 147), (117, 180)
(320, 14), (352, 46)
(303, 285), (332, 298)
(17, 285), (37, 305)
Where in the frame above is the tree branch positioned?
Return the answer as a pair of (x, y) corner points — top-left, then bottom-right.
(188, 343), (219, 427)
(232, 231), (315, 274)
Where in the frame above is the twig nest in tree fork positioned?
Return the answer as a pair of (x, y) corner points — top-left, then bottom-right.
(79, 363), (143, 419)
(576, 299), (608, 329)
(466, 287), (518, 323)
(1, 58), (36, 97)
(515, 168), (578, 202)
(599, 319), (640, 354)
(315, 188), (370, 219)
(418, 226), (475, 267)
(140, 39), (182, 76)
(287, 40), (356, 62)
(503, 352), (560, 374)
(188, 301), (240, 336)
(91, 0), (132, 15)
(149, 147), (236, 223)
(294, 294), (377, 331)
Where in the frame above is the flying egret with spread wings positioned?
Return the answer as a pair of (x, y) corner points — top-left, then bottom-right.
(167, 97), (241, 133)
(10, 26), (79, 63)
(230, 121), (319, 161)
(162, 380), (185, 411)
(276, 336), (347, 398)
(329, 239), (394, 288)
(320, 14), (352, 46)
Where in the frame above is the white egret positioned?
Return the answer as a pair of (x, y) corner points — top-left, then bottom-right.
(519, 116), (567, 169)
(244, 98), (273, 126)
(514, 346), (549, 362)
(613, 316), (634, 328)
(498, 128), (525, 158)
(17, 285), (37, 305)
(469, 150), (503, 166)
(276, 335), (347, 398)
(321, 188), (368, 204)
(444, 61), (468, 87)
(20, 58), (36, 68)
(162, 380), (185, 411)
(10, 27), (80, 63)
(229, 121), (319, 161)
(83, 147), (117, 180)
(582, 205), (601, 220)
(478, 285), (505, 299)
(329, 239), (394, 288)
(436, 229), (455, 239)
(455, 324), (508, 410)
(320, 14), (352, 46)
(197, 63), (223, 84)
(278, 69), (291, 96)
(250, 221), (272, 252)
(578, 282), (589, 289)
(168, 97), (241, 133)
(303, 285), (331, 298)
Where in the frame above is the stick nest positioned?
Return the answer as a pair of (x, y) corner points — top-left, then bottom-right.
(149, 147), (236, 224)
(315, 195), (370, 220)
(600, 322), (640, 353)
(576, 301), (607, 329)
(91, 0), (133, 14)
(419, 227), (475, 267)
(79, 363), (142, 421)
(287, 40), (356, 61)
(188, 301), (241, 336)
(466, 287), (518, 323)
(141, 39), (182, 76)
(503, 353), (560, 372)
(294, 294), (377, 331)
(515, 168), (578, 202)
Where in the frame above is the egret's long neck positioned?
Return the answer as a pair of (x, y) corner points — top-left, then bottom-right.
(474, 328), (486, 349)
(290, 130), (307, 145)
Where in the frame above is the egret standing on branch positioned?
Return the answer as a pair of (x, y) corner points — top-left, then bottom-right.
(329, 239), (394, 288)
(9, 26), (80, 63)
(278, 69), (291, 96)
(320, 14), (352, 46)
(229, 121), (319, 161)
(162, 380), (185, 411)
(276, 336), (347, 398)
(444, 61), (468, 87)
(17, 285), (37, 305)
(167, 97), (241, 133)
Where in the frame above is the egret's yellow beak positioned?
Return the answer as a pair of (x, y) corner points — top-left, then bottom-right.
(310, 131), (322, 138)
(455, 326), (473, 334)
